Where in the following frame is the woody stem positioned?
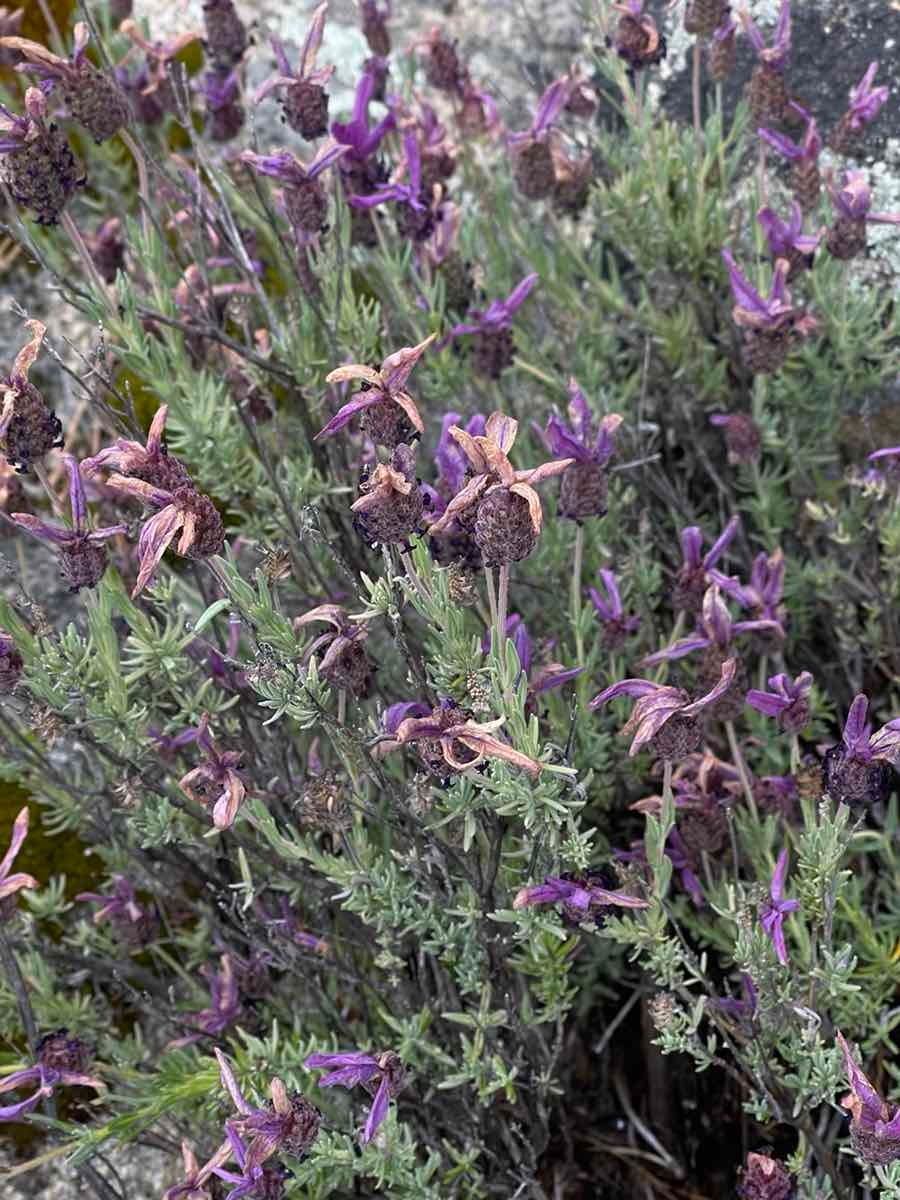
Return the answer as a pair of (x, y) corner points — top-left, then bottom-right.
(0, 924), (38, 1052)
(497, 563), (510, 658)
(32, 461), (65, 518)
(725, 719), (758, 821)
(485, 568), (498, 639)
(572, 524), (585, 666)
(60, 211), (113, 314)
(119, 129), (152, 241)
(692, 40), (702, 141)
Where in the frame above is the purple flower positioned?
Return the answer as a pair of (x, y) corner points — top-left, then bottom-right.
(827, 171), (900, 226)
(708, 412), (763, 465)
(379, 700), (543, 777)
(756, 203), (819, 264)
(823, 693), (900, 807)
(318, 335), (435, 441)
(717, 972), (758, 1020)
(254, 4), (334, 111)
(76, 875), (146, 928)
(836, 1031), (900, 1166)
(215, 1050), (320, 1168)
(211, 1127), (288, 1199)
(163, 1140), (233, 1200)
(11, 456), (126, 592)
(81, 404), (190, 493)
(345, 131), (434, 241)
(267, 897), (331, 957)
(589, 568), (641, 647)
(169, 954), (242, 1048)
(331, 63), (396, 163)
(542, 379), (623, 466)
(759, 849), (800, 965)
(305, 1049), (406, 1144)
(507, 77), (570, 147)
(512, 874), (649, 920)
(758, 116), (821, 165)
(672, 514), (741, 611)
(739, 0), (791, 70)
(480, 614), (582, 701)
(435, 411), (486, 498)
(103, 473), (224, 598)
(664, 829), (705, 907)
(590, 659), (737, 758)
(240, 140), (348, 238)
(294, 604), (374, 697)
(747, 672), (812, 733)
(721, 250), (796, 332)
(842, 62), (889, 135)
(448, 273), (539, 339)
(178, 714), (247, 831)
(0, 806), (37, 908)
(642, 584), (780, 666)
(710, 547), (785, 625)
(0, 1031), (103, 1121)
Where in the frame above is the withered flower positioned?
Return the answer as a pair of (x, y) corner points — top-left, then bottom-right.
(318, 334), (435, 446)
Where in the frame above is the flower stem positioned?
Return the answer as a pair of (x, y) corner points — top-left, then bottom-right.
(485, 567), (498, 641)
(725, 719), (758, 820)
(497, 562), (510, 656)
(119, 128), (152, 241)
(571, 524), (585, 665)
(0, 924), (38, 1052)
(399, 549), (430, 605)
(692, 40), (703, 142)
(60, 211), (113, 313)
(32, 461), (64, 518)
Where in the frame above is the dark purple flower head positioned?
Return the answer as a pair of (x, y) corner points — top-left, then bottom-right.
(11, 456), (126, 591)
(747, 672), (812, 733)
(82, 404), (191, 493)
(759, 849), (800, 965)
(204, 69), (244, 139)
(169, 954), (242, 1048)
(709, 412), (763, 465)
(671, 514), (740, 612)
(0, 1026), (103, 1121)
(305, 1049), (406, 1144)
(664, 828), (705, 906)
(589, 568), (641, 648)
(844, 62), (889, 134)
(824, 693), (900, 807)
(828, 170), (900, 226)
(590, 658), (737, 758)
(318, 334), (435, 442)
(609, 1), (666, 71)
(331, 63), (396, 163)
(295, 604), (374, 698)
(360, 0), (391, 57)
(837, 1032), (900, 1166)
(756, 204), (819, 263)
(178, 714), (247, 831)
(103, 474), (223, 597)
(512, 873), (648, 921)
(449, 273), (539, 338)
(216, 1050), (320, 1168)
(1, 22), (129, 142)
(642, 584), (780, 666)
(542, 379), (623, 465)
(758, 116), (821, 164)
(737, 1152), (795, 1199)
(255, 5), (334, 100)
(739, 0), (791, 71)
(721, 250), (796, 332)
(0, 87), (83, 225)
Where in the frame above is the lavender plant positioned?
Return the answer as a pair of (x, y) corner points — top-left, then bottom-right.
(0, 2), (899, 1198)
